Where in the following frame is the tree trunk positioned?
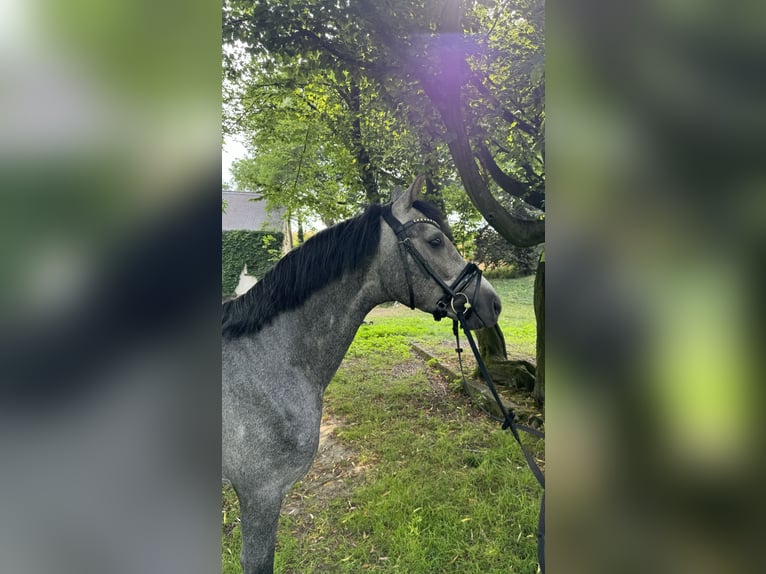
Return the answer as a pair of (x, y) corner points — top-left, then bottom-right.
(348, 79), (380, 204)
(477, 324), (507, 362)
(424, 176), (446, 214)
(419, 2), (545, 404)
(533, 252), (545, 408)
(475, 325), (536, 392)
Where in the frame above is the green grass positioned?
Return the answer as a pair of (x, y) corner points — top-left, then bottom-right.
(492, 275), (537, 348)
(223, 277), (542, 573)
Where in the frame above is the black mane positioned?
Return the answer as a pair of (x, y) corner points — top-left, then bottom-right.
(222, 204), (385, 339)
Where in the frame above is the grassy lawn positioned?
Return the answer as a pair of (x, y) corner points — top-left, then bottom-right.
(223, 277), (543, 573)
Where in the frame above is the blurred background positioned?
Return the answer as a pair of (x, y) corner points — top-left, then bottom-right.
(547, 1), (766, 572)
(0, 1), (222, 573)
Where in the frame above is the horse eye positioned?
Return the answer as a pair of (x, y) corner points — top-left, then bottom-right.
(428, 237), (443, 248)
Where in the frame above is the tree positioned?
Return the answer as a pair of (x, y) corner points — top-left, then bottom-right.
(223, 0), (546, 404)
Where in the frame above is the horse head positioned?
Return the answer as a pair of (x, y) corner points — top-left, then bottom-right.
(380, 176), (501, 330)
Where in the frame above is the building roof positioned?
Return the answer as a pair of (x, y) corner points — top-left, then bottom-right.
(222, 191), (285, 232)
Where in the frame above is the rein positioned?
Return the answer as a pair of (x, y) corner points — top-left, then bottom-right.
(382, 206), (546, 572)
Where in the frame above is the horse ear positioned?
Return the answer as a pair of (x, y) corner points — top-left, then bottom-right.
(390, 185), (403, 202)
(395, 175), (425, 208)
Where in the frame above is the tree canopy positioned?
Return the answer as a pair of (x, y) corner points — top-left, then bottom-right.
(223, 0), (544, 247)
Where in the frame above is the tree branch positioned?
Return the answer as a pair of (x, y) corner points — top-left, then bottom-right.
(476, 141), (545, 210)
(421, 82), (543, 245)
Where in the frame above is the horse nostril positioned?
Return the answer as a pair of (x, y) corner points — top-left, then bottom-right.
(493, 297), (502, 316)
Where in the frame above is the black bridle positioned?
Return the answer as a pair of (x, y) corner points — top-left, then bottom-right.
(382, 207), (483, 323)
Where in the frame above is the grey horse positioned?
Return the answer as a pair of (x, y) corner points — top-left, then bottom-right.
(222, 177), (501, 574)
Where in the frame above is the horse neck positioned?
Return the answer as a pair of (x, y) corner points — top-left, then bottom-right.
(263, 264), (385, 389)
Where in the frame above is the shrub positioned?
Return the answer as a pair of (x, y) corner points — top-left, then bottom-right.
(483, 265), (522, 280)
(473, 225), (542, 276)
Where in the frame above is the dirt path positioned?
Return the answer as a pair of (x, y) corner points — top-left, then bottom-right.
(281, 414), (366, 518)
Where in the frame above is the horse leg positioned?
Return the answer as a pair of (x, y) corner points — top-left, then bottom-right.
(236, 485), (283, 574)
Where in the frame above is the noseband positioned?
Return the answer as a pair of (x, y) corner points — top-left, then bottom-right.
(382, 206), (483, 322)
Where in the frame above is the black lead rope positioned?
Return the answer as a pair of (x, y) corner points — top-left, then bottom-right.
(452, 315), (545, 487)
(453, 314), (546, 573)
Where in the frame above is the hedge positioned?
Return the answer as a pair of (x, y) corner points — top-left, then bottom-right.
(222, 230), (283, 296)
